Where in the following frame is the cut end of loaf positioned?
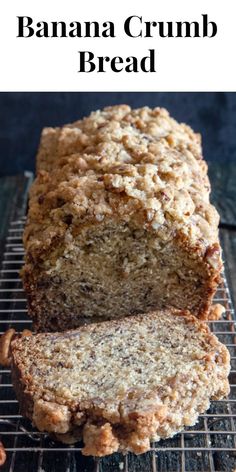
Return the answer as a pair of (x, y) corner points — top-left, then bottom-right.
(23, 220), (221, 332)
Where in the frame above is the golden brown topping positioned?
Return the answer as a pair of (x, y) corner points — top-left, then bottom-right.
(21, 329), (33, 337)
(24, 105), (220, 261)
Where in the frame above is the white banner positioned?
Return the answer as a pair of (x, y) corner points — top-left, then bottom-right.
(0, 0), (235, 91)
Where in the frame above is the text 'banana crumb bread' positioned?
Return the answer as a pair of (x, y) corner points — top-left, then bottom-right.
(2, 310), (230, 456)
(22, 105), (222, 331)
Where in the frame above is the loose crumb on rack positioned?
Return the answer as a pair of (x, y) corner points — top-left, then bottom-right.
(209, 303), (225, 320)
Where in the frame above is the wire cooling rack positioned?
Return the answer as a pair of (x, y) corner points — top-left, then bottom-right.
(0, 215), (236, 472)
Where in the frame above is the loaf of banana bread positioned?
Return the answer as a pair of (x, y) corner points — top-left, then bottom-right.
(22, 105), (222, 331)
(1, 309), (230, 456)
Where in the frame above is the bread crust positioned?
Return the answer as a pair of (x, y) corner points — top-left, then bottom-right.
(7, 309), (230, 456)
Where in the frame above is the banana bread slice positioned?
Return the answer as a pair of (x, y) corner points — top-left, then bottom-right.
(22, 105), (222, 331)
(2, 309), (230, 456)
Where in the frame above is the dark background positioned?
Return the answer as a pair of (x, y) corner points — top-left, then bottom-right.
(0, 92), (236, 176)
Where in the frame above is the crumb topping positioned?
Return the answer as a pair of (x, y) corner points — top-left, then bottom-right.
(24, 105), (219, 261)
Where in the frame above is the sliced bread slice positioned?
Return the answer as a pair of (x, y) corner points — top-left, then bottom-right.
(1, 309), (230, 456)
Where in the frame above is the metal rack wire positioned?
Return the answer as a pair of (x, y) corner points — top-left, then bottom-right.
(0, 215), (235, 472)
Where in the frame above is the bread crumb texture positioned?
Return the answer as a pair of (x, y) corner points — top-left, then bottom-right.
(11, 310), (230, 456)
(24, 105), (220, 262)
